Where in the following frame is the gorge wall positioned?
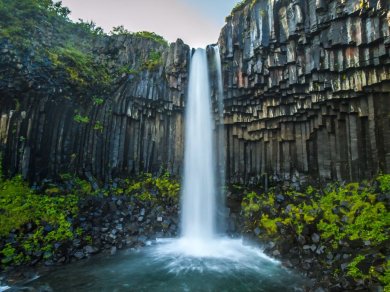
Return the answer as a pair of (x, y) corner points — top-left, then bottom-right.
(218, 0), (390, 183)
(0, 0), (389, 184)
(0, 34), (190, 182)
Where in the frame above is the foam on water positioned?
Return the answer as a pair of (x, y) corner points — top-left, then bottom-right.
(163, 47), (278, 274)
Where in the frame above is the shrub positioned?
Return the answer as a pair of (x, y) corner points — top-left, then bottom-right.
(142, 51), (163, 71)
(133, 31), (168, 47)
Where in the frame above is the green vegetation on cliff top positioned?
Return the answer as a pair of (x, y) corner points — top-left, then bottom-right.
(0, 0), (168, 95)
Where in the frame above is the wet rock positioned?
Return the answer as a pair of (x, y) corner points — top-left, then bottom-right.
(110, 246), (117, 255)
(109, 202), (117, 212)
(84, 246), (99, 255)
(311, 233), (320, 243)
(137, 236), (147, 244)
(276, 194), (285, 203)
(297, 235), (306, 245)
(73, 251), (85, 260)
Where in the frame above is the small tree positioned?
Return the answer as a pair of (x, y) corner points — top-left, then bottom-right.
(111, 25), (130, 35)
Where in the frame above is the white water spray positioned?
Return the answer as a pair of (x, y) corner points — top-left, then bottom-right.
(181, 48), (216, 240)
(154, 47), (280, 268)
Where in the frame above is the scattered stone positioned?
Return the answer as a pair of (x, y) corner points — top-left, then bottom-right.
(276, 194), (285, 203)
(297, 235), (306, 245)
(73, 251), (85, 260)
(311, 233), (320, 243)
(110, 246), (117, 255)
(84, 246), (99, 255)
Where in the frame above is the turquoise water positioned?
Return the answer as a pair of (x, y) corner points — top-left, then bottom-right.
(19, 239), (306, 292)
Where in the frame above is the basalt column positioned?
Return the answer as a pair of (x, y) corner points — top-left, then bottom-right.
(0, 37), (190, 181)
(218, 0), (390, 183)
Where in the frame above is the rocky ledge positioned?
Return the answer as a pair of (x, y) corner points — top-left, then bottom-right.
(0, 173), (180, 287)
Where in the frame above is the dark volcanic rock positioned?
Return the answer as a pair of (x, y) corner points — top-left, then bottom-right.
(1, 1), (389, 185)
(0, 37), (190, 182)
(218, 0), (390, 183)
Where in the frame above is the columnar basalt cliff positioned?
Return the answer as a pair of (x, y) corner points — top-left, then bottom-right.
(1, 0), (389, 184)
(0, 35), (190, 181)
(218, 0), (390, 183)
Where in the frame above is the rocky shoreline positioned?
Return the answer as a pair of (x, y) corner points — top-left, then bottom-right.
(1, 175), (388, 291)
(231, 176), (390, 291)
(0, 174), (181, 288)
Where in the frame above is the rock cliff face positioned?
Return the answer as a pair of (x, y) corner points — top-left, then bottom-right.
(218, 0), (390, 183)
(0, 36), (190, 181)
(1, 0), (389, 184)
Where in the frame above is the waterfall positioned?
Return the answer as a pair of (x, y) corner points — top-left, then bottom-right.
(154, 47), (281, 271)
(181, 48), (216, 240)
(212, 45), (227, 234)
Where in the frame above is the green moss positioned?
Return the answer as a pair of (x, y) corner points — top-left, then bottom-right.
(92, 97), (104, 105)
(142, 51), (163, 71)
(155, 172), (180, 200)
(379, 260), (390, 291)
(0, 175), (80, 266)
(0, 0), (69, 49)
(117, 66), (139, 76)
(73, 114), (90, 124)
(133, 31), (168, 47)
(241, 175), (390, 287)
(242, 191), (261, 215)
(48, 45), (111, 86)
(260, 215), (291, 235)
(110, 27), (168, 47)
(378, 174), (390, 193)
(93, 121), (104, 132)
(347, 255), (367, 279)
(124, 172), (180, 204)
(134, 192), (156, 203)
(317, 182), (389, 247)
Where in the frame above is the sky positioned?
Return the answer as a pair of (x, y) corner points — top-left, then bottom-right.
(61, 0), (239, 48)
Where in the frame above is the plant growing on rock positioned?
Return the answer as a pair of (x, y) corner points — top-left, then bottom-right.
(0, 175), (80, 267)
(240, 174), (390, 289)
(133, 31), (168, 47)
(93, 121), (104, 132)
(73, 114), (90, 124)
(142, 51), (163, 71)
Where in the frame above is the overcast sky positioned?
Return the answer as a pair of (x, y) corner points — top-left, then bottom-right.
(61, 0), (239, 48)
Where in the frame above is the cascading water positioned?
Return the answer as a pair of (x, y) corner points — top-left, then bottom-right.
(181, 48), (216, 241)
(24, 47), (306, 292)
(212, 45), (227, 233)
